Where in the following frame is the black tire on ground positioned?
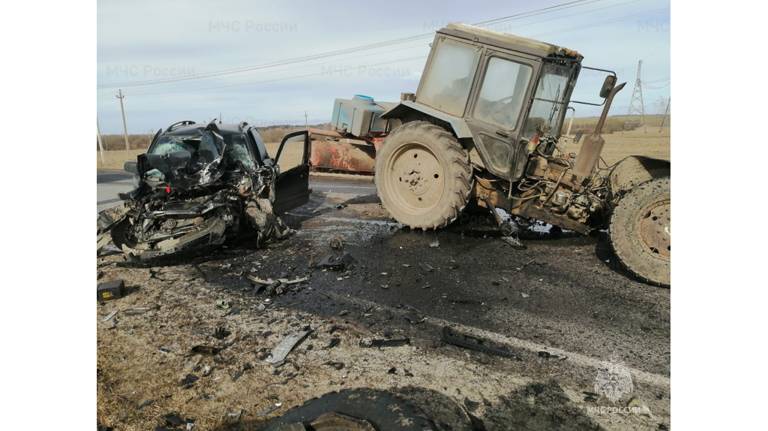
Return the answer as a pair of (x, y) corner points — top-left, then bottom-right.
(262, 388), (436, 430)
(375, 121), (472, 229)
(609, 177), (670, 286)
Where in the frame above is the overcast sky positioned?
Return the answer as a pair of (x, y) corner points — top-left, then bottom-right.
(97, 0), (669, 134)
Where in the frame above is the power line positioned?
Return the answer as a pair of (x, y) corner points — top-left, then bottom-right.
(119, 0), (652, 98)
(98, 0), (603, 90)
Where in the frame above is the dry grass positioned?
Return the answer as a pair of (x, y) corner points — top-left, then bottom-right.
(562, 127), (670, 166)
(97, 118), (669, 171)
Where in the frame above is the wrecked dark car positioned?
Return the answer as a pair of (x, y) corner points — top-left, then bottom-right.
(97, 120), (311, 260)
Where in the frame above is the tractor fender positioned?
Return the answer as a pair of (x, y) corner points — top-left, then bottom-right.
(381, 101), (474, 139)
(609, 156), (670, 202)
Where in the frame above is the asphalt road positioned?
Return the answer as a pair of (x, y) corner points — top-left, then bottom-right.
(96, 169), (670, 426)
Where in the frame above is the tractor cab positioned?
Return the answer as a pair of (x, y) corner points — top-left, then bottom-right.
(384, 23), (617, 181)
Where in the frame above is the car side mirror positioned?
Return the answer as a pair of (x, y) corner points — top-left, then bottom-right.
(600, 75), (617, 98)
(124, 161), (138, 174)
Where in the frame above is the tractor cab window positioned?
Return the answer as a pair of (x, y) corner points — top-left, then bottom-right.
(418, 38), (480, 116)
(474, 57), (532, 130)
(524, 63), (572, 138)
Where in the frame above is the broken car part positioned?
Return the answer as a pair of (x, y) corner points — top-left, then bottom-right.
(265, 330), (311, 365)
(441, 326), (521, 359)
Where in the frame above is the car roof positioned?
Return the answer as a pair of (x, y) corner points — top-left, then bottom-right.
(163, 122), (246, 136)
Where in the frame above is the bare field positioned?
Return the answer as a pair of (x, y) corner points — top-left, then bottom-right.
(563, 127), (670, 166)
(97, 121), (670, 172)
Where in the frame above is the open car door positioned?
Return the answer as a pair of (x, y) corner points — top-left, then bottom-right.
(273, 130), (311, 214)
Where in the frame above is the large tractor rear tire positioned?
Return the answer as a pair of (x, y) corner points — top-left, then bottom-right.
(375, 121), (472, 229)
(609, 177), (670, 286)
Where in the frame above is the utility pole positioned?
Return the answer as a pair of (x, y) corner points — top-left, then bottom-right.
(97, 118), (105, 164)
(116, 89), (130, 150)
(627, 60), (646, 132)
(659, 98), (670, 133)
(304, 111), (308, 128)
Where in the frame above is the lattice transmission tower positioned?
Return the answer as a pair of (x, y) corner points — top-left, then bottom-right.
(627, 60), (646, 127)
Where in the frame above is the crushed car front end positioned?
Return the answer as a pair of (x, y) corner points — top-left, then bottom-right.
(98, 120), (298, 260)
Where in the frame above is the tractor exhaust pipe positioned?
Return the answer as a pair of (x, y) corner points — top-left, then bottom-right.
(572, 80), (626, 178)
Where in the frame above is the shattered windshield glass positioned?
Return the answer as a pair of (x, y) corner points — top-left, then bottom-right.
(223, 133), (256, 171)
(149, 131), (222, 164)
(524, 63), (573, 138)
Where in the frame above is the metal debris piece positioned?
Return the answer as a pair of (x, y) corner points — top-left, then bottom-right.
(429, 239), (440, 248)
(326, 337), (341, 349)
(537, 350), (567, 361)
(441, 326), (520, 359)
(265, 330), (311, 364)
(179, 373), (199, 388)
(316, 253), (356, 271)
(123, 306), (154, 315)
(102, 310), (118, 322)
(247, 275), (309, 286)
(360, 338), (410, 348)
(191, 345), (224, 356)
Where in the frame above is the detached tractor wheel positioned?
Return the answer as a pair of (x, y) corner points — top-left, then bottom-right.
(375, 121), (472, 229)
(609, 177), (670, 286)
(263, 388), (436, 430)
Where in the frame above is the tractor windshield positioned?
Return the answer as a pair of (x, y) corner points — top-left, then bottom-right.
(524, 63), (574, 138)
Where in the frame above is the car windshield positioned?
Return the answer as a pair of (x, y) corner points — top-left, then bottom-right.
(149, 131), (222, 164)
(523, 63), (573, 138)
(222, 132), (256, 171)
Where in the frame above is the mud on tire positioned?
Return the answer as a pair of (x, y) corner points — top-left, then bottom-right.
(375, 121), (472, 229)
(609, 177), (670, 286)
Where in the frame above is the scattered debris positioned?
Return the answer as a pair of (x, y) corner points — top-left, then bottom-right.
(247, 275), (309, 286)
(215, 300), (231, 310)
(325, 361), (345, 370)
(521, 292), (530, 298)
(229, 362), (253, 381)
(102, 310), (118, 322)
(501, 235), (526, 249)
(248, 274), (309, 296)
(256, 402), (283, 417)
(327, 337), (341, 349)
(537, 350), (567, 361)
(429, 239), (440, 248)
(265, 330), (312, 364)
(441, 326), (520, 359)
(213, 327), (231, 339)
(135, 400), (153, 411)
(582, 391), (599, 403)
(418, 262), (434, 273)
(463, 398), (481, 412)
(316, 253), (356, 271)
(335, 203), (348, 210)
(190, 345), (224, 356)
(97, 280), (125, 301)
(123, 306), (154, 316)
(360, 337), (411, 348)
(329, 235), (344, 250)
(179, 374), (199, 389)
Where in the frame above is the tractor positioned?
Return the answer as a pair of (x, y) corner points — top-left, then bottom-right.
(321, 23), (670, 286)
